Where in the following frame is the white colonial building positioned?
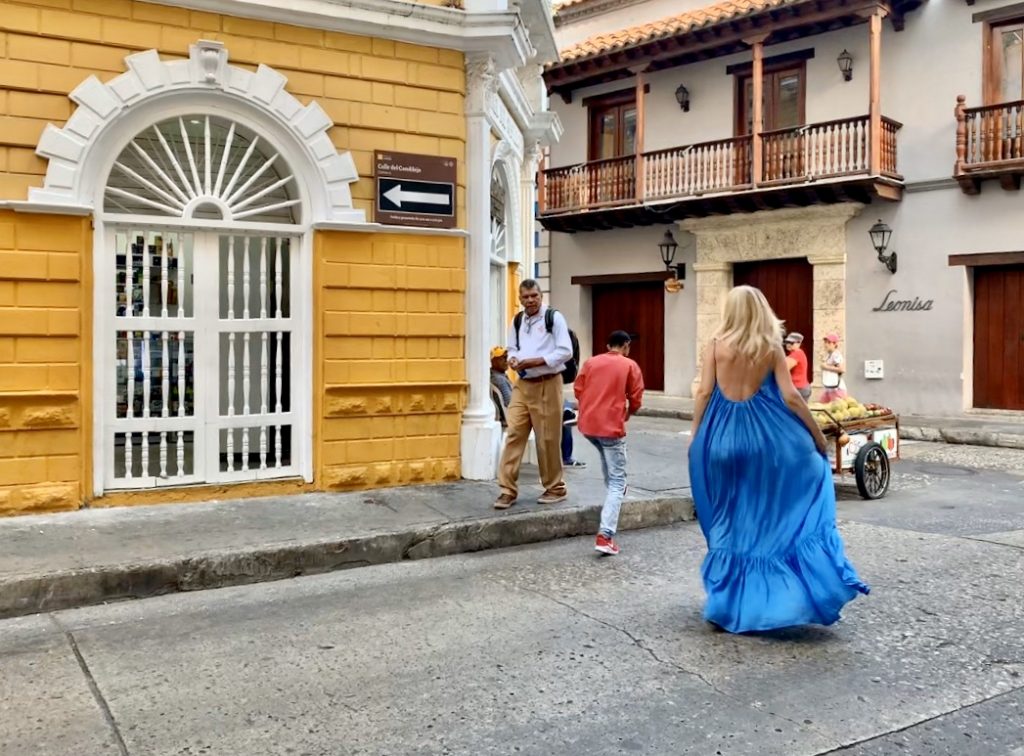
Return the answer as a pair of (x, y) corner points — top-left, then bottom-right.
(539, 0), (1024, 417)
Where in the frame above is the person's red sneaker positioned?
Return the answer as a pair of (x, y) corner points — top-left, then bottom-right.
(594, 534), (620, 556)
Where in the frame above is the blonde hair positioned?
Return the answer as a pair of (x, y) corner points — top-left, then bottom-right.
(714, 285), (785, 363)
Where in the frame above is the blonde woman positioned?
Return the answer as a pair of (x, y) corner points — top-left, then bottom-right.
(688, 286), (868, 633)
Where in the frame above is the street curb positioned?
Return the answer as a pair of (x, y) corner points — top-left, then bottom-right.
(899, 425), (1024, 450)
(637, 408), (694, 421)
(0, 496), (695, 620)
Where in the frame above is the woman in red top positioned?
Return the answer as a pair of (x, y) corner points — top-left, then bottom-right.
(785, 332), (812, 400)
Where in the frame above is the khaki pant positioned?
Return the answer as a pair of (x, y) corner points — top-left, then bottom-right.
(498, 375), (567, 499)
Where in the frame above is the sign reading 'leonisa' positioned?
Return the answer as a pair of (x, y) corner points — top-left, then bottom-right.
(872, 289), (935, 312)
(375, 151), (457, 229)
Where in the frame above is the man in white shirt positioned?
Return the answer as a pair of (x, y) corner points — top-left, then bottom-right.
(494, 280), (573, 509)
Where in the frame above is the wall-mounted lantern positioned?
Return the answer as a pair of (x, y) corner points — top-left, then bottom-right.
(674, 84), (690, 112)
(868, 219), (897, 274)
(659, 229), (685, 292)
(837, 49), (854, 82)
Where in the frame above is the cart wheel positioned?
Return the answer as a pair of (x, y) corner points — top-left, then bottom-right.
(855, 442), (891, 500)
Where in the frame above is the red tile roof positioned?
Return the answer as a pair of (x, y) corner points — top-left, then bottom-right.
(557, 0), (800, 64)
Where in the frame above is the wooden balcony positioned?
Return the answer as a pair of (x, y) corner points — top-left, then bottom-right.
(539, 116), (903, 233)
(954, 96), (1024, 194)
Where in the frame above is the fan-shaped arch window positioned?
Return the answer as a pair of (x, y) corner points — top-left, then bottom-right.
(104, 115), (301, 225)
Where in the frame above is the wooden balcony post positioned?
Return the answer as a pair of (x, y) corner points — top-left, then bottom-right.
(868, 10), (883, 176)
(633, 67), (647, 202)
(746, 34), (768, 187)
(954, 95), (967, 175)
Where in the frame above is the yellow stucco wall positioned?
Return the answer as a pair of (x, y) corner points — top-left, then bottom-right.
(0, 0), (467, 224)
(317, 231), (465, 490)
(0, 210), (90, 514)
(0, 1), (471, 514)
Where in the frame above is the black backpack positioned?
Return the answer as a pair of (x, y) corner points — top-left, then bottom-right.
(513, 308), (581, 384)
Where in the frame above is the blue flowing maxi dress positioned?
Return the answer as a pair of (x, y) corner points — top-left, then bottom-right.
(688, 371), (869, 633)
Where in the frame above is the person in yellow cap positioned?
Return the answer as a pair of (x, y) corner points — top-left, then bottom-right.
(490, 346), (513, 410)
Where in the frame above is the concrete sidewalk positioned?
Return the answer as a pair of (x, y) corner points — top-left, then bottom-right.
(618, 391), (1024, 450)
(0, 424), (693, 619)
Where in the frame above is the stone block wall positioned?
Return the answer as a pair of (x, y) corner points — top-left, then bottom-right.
(317, 231), (465, 490)
(0, 0), (467, 225)
(0, 210), (88, 514)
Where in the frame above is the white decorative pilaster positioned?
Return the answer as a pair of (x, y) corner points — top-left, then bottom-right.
(520, 140), (541, 278)
(461, 54), (503, 480)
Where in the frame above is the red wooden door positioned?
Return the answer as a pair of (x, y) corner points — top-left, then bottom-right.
(591, 282), (665, 391)
(733, 258), (815, 362)
(974, 265), (1024, 410)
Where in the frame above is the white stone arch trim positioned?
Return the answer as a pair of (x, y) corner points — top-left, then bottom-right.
(30, 40), (363, 225)
(490, 141), (521, 265)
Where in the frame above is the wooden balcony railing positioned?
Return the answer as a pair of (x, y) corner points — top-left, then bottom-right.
(543, 154), (636, 212)
(880, 117), (900, 177)
(955, 96), (1024, 172)
(644, 136), (752, 200)
(541, 114), (901, 215)
(760, 116), (902, 184)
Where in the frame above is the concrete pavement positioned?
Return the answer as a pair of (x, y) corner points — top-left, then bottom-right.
(0, 419), (693, 619)
(2, 521), (1023, 755)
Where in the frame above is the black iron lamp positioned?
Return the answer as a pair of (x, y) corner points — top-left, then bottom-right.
(868, 219), (897, 273)
(658, 228), (685, 281)
(837, 49), (854, 82)
(674, 84), (690, 112)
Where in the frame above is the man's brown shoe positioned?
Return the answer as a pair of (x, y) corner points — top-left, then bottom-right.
(537, 491), (568, 505)
(494, 493), (517, 510)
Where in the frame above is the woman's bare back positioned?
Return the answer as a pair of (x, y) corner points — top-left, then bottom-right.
(713, 340), (776, 402)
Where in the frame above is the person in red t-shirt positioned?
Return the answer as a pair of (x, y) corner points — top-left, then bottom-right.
(574, 330), (645, 556)
(784, 332), (812, 401)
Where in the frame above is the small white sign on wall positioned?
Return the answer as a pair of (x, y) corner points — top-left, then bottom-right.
(864, 360), (884, 380)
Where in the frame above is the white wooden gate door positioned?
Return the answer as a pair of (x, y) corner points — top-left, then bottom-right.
(105, 227), (299, 489)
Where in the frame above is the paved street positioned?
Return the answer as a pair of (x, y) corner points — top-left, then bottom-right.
(2, 418), (1024, 756)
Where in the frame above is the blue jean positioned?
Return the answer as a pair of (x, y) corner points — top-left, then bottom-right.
(586, 436), (628, 537)
(561, 402), (575, 462)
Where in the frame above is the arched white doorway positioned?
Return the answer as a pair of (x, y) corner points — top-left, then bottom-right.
(29, 41), (363, 495)
(102, 114), (305, 490)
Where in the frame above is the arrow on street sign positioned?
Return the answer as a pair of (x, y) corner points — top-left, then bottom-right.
(383, 184), (450, 208)
(375, 152), (457, 228)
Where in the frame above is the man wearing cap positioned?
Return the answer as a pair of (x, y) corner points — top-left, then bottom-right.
(494, 280), (572, 510)
(490, 346), (513, 412)
(784, 332), (812, 401)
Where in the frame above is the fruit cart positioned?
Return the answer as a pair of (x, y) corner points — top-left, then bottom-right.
(809, 400), (899, 500)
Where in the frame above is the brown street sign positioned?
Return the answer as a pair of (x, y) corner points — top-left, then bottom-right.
(375, 151), (457, 229)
